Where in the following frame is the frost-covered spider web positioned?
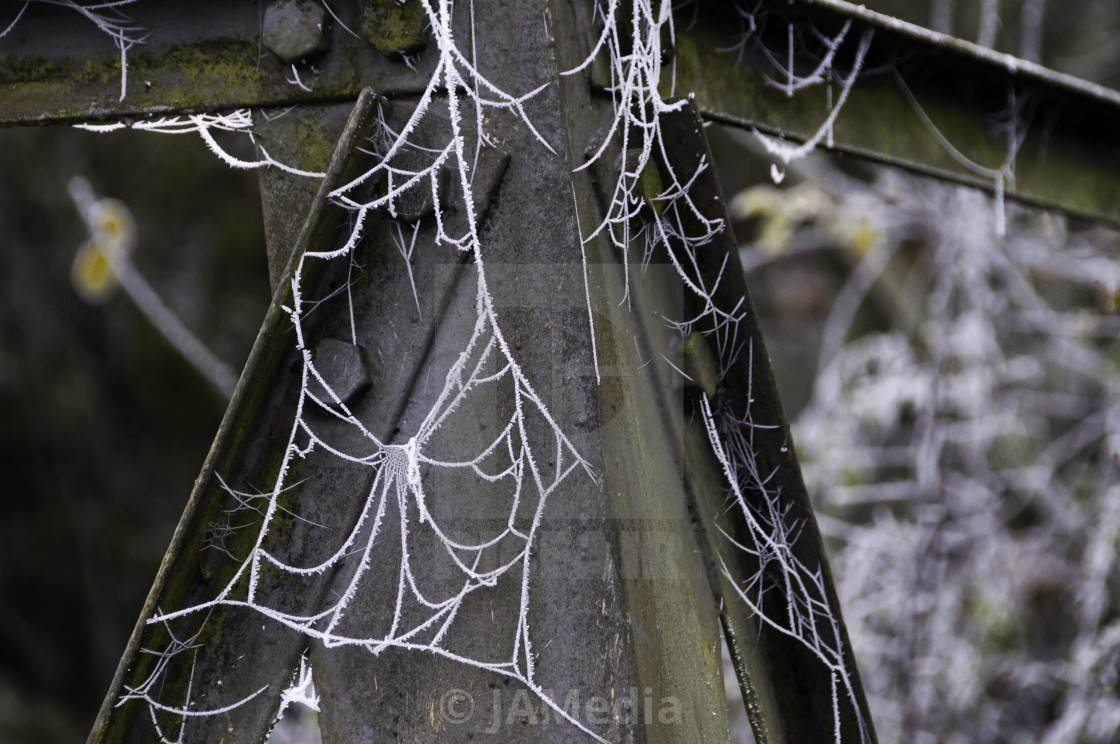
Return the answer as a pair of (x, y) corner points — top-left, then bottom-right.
(83, 1), (879, 742)
(109, 0), (608, 740)
(571, 1), (872, 741)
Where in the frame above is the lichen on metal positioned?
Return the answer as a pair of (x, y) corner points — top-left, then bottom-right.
(0, 1), (432, 126)
(361, 0), (428, 56)
(6, 0), (1120, 228)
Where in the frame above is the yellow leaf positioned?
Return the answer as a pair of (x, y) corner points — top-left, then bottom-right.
(71, 239), (118, 303)
(89, 199), (137, 254)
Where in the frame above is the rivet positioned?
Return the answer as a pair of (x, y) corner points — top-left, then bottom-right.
(262, 0), (329, 64)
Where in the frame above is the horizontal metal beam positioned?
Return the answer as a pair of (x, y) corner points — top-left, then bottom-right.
(0, 0), (420, 126)
(671, 0), (1120, 225)
(5, 0), (1120, 225)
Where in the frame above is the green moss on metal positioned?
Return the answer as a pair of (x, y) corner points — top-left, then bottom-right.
(0, 38), (264, 123)
(362, 0), (428, 56)
(293, 115), (336, 171)
(0, 54), (115, 85)
(662, 31), (760, 118)
(0, 55), (118, 122)
(146, 38), (266, 106)
(681, 332), (717, 400)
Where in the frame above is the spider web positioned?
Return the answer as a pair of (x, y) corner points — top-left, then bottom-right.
(563, 2), (874, 742)
(108, 0), (605, 741)
(90, 1), (875, 742)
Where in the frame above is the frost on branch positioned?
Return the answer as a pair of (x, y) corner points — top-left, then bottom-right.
(740, 149), (1120, 742)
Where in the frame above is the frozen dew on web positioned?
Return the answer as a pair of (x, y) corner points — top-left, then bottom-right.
(113, 1), (600, 741)
(569, 1), (873, 741)
(83, 0), (874, 741)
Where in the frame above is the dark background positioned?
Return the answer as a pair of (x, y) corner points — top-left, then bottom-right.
(0, 126), (269, 742)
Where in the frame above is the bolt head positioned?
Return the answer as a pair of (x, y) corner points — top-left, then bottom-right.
(262, 0), (328, 63)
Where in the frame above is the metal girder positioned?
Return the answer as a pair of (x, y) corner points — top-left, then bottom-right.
(0, 0), (421, 126)
(672, 0), (1120, 224)
(86, 90), (386, 744)
(4, 0), (1119, 223)
(16, 0), (1116, 742)
(655, 104), (875, 743)
(82, 2), (751, 741)
(252, 101), (356, 287)
(76, 0), (878, 741)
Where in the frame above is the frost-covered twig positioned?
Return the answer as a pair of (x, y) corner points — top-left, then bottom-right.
(68, 177), (238, 398)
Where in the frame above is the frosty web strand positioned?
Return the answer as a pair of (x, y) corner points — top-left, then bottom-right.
(565, 3), (873, 741)
(753, 30), (873, 168)
(4, 1), (145, 101)
(74, 111), (327, 178)
(130, 1), (604, 741)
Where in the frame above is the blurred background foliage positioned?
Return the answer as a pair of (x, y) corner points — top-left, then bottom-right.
(718, 133), (1120, 742)
(0, 126), (269, 742)
(3, 0), (1120, 742)
(712, 2), (1120, 742)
